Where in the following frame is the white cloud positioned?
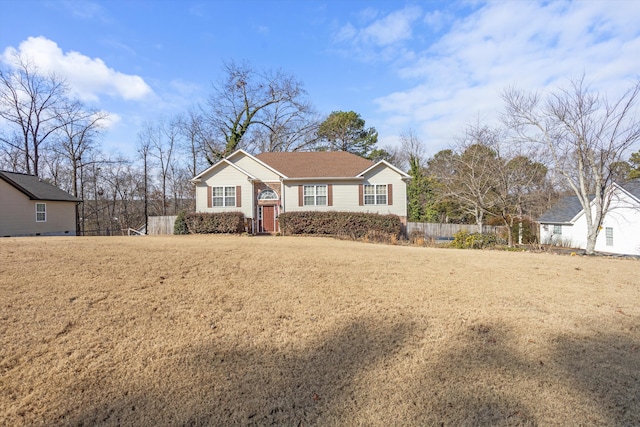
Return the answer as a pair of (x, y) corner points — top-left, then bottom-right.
(98, 111), (121, 131)
(1, 36), (154, 103)
(364, 1), (640, 155)
(361, 6), (420, 46)
(334, 5), (423, 56)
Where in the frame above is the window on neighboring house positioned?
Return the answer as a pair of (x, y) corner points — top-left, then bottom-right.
(212, 186), (236, 207)
(553, 225), (562, 235)
(364, 184), (387, 205)
(605, 227), (613, 246)
(303, 185), (327, 206)
(36, 203), (46, 222)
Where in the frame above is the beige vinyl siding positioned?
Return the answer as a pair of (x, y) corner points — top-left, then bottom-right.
(194, 164), (252, 217)
(0, 180), (76, 236)
(282, 164), (407, 218)
(284, 181), (406, 217)
(229, 152), (282, 181)
(359, 164), (407, 217)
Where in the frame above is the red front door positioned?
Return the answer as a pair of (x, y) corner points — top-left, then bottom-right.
(262, 205), (276, 233)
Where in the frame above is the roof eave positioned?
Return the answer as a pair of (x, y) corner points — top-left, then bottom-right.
(282, 176), (366, 181)
(192, 158), (258, 181)
(357, 160), (410, 178)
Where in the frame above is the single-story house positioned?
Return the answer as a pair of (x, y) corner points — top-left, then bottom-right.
(0, 170), (81, 237)
(539, 179), (640, 255)
(191, 149), (410, 233)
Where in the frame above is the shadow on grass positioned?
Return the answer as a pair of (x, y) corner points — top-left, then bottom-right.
(58, 316), (415, 426)
(552, 327), (640, 426)
(411, 321), (538, 426)
(187, 317), (417, 425)
(52, 317), (640, 426)
(410, 319), (640, 426)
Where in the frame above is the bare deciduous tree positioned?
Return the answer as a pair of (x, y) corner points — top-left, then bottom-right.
(54, 100), (109, 198)
(148, 119), (178, 215)
(0, 54), (69, 176)
(503, 77), (640, 254)
(432, 125), (502, 231)
(137, 125), (154, 234)
(249, 96), (320, 153)
(176, 108), (211, 177)
(204, 60), (309, 161)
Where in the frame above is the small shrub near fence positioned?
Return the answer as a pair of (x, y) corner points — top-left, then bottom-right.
(278, 211), (402, 241)
(452, 229), (497, 249)
(182, 212), (245, 234)
(174, 211), (188, 235)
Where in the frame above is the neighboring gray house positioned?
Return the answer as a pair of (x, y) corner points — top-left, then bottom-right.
(0, 171), (81, 237)
(539, 180), (640, 255)
(191, 149), (410, 233)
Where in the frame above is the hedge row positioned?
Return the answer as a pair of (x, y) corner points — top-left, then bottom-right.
(175, 212), (245, 234)
(278, 211), (402, 238)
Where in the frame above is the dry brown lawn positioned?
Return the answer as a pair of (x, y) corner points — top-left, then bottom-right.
(1, 235), (639, 426)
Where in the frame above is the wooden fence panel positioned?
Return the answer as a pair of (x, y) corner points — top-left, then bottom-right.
(406, 222), (505, 239)
(148, 216), (177, 235)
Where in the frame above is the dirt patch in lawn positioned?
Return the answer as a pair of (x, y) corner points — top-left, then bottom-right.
(1, 235), (639, 426)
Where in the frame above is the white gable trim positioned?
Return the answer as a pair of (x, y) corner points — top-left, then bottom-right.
(569, 184), (640, 224)
(191, 158), (257, 182)
(357, 160), (411, 179)
(613, 182), (640, 204)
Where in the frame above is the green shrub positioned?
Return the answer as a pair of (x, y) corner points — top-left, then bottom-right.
(173, 211), (189, 235)
(452, 229), (497, 249)
(183, 212), (245, 234)
(278, 211), (402, 240)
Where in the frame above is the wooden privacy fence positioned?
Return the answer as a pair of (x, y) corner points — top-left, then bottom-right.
(406, 222), (506, 239)
(148, 216), (177, 235)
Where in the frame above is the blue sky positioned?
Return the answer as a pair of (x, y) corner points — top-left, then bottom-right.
(1, 0), (639, 159)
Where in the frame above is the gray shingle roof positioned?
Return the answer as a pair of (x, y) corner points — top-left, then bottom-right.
(538, 179), (640, 224)
(0, 171), (81, 202)
(621, 179), (640, 200)
(538, 195), (585, 224)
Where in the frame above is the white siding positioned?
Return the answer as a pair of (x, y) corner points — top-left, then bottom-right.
(282, 164), (407, 219)
(594, 190), (640, 255)
(229, 152), (281, 181)
(360, 164), (407, 218)
(283, 181), (360, 212)
(539, 187), (640, 255)
(194, 164), (253, 218)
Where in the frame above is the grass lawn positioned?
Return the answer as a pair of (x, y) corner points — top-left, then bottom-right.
(1, 235), (639, 426)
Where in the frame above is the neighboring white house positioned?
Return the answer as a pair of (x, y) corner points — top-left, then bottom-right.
(0, 170), (81, 237)
(539, 180), (640, 255)
(191, 149), (410, 233)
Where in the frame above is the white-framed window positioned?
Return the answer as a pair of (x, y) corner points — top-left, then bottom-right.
(212, 186), (236, 207)
(553, 225), (562, 235)
(36, 203), (46, 222)
(303, 185), (327, 206)
(364, 184), (387, 205)
(605, 227), (613, 246)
